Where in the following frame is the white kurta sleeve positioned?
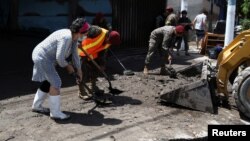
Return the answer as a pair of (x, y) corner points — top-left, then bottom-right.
(56, 37), (70, 67)
(71, 42), (81, 69)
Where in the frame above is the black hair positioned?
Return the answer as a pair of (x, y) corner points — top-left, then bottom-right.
(201, 8), (208, 15)
(70, 18), (86, 33)
(181, 10), (187, 15)
(87, 25), (102, 38)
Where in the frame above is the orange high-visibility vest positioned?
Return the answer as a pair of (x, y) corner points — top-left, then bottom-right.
(78, 28), (111, 59)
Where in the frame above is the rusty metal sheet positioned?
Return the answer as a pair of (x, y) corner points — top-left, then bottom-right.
(111, 0), (166, 48)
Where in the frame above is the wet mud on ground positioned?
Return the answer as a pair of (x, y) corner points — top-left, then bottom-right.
(0, 35), (249, 141)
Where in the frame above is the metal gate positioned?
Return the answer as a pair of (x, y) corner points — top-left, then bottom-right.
(111, 0), (166, 48)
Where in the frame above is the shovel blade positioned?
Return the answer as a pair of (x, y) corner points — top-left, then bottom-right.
(123, 70), (135, 76)
(109, 87), (123, 95)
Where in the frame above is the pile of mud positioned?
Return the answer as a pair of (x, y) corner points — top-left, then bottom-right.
(95, 66), (202, 108)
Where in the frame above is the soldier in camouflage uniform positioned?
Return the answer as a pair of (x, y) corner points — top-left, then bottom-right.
(165, 6), (178, 26)
(143, 25), (185, 75)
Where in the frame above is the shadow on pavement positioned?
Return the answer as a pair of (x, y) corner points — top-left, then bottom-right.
(55, 110), (123, 126)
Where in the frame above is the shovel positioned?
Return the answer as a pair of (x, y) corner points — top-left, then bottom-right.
(109, 49), (134, 75)
(72, 73), (112, 108)
(78, 47), (123, 95)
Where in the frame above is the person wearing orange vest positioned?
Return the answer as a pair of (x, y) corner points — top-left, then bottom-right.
(78, 25), (121, 100)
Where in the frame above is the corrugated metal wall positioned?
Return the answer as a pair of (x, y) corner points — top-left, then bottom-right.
(111, 0), (166, 48)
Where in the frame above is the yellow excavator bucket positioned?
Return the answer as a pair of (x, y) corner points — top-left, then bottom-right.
(160, 60), (216, 113)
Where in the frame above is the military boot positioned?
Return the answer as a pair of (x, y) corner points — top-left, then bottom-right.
(90, 78), (104, 95)
(78, 82), (92, 100)
(90, 78), (112, 104)
(160, 66), (169, 75)
(166, 66), (177, 78)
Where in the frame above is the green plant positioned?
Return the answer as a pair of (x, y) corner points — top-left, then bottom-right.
(240, 0), (250, 30)
(241, 0), (250, 18)
(240, 19), (250, 30)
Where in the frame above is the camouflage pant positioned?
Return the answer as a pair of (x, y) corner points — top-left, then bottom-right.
(78, 57), (100, 96)
(144, 39), (170, 68)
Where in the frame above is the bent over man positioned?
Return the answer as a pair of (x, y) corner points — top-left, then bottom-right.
(78, 25), (121, 100)
(143, 25), (184, 75)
